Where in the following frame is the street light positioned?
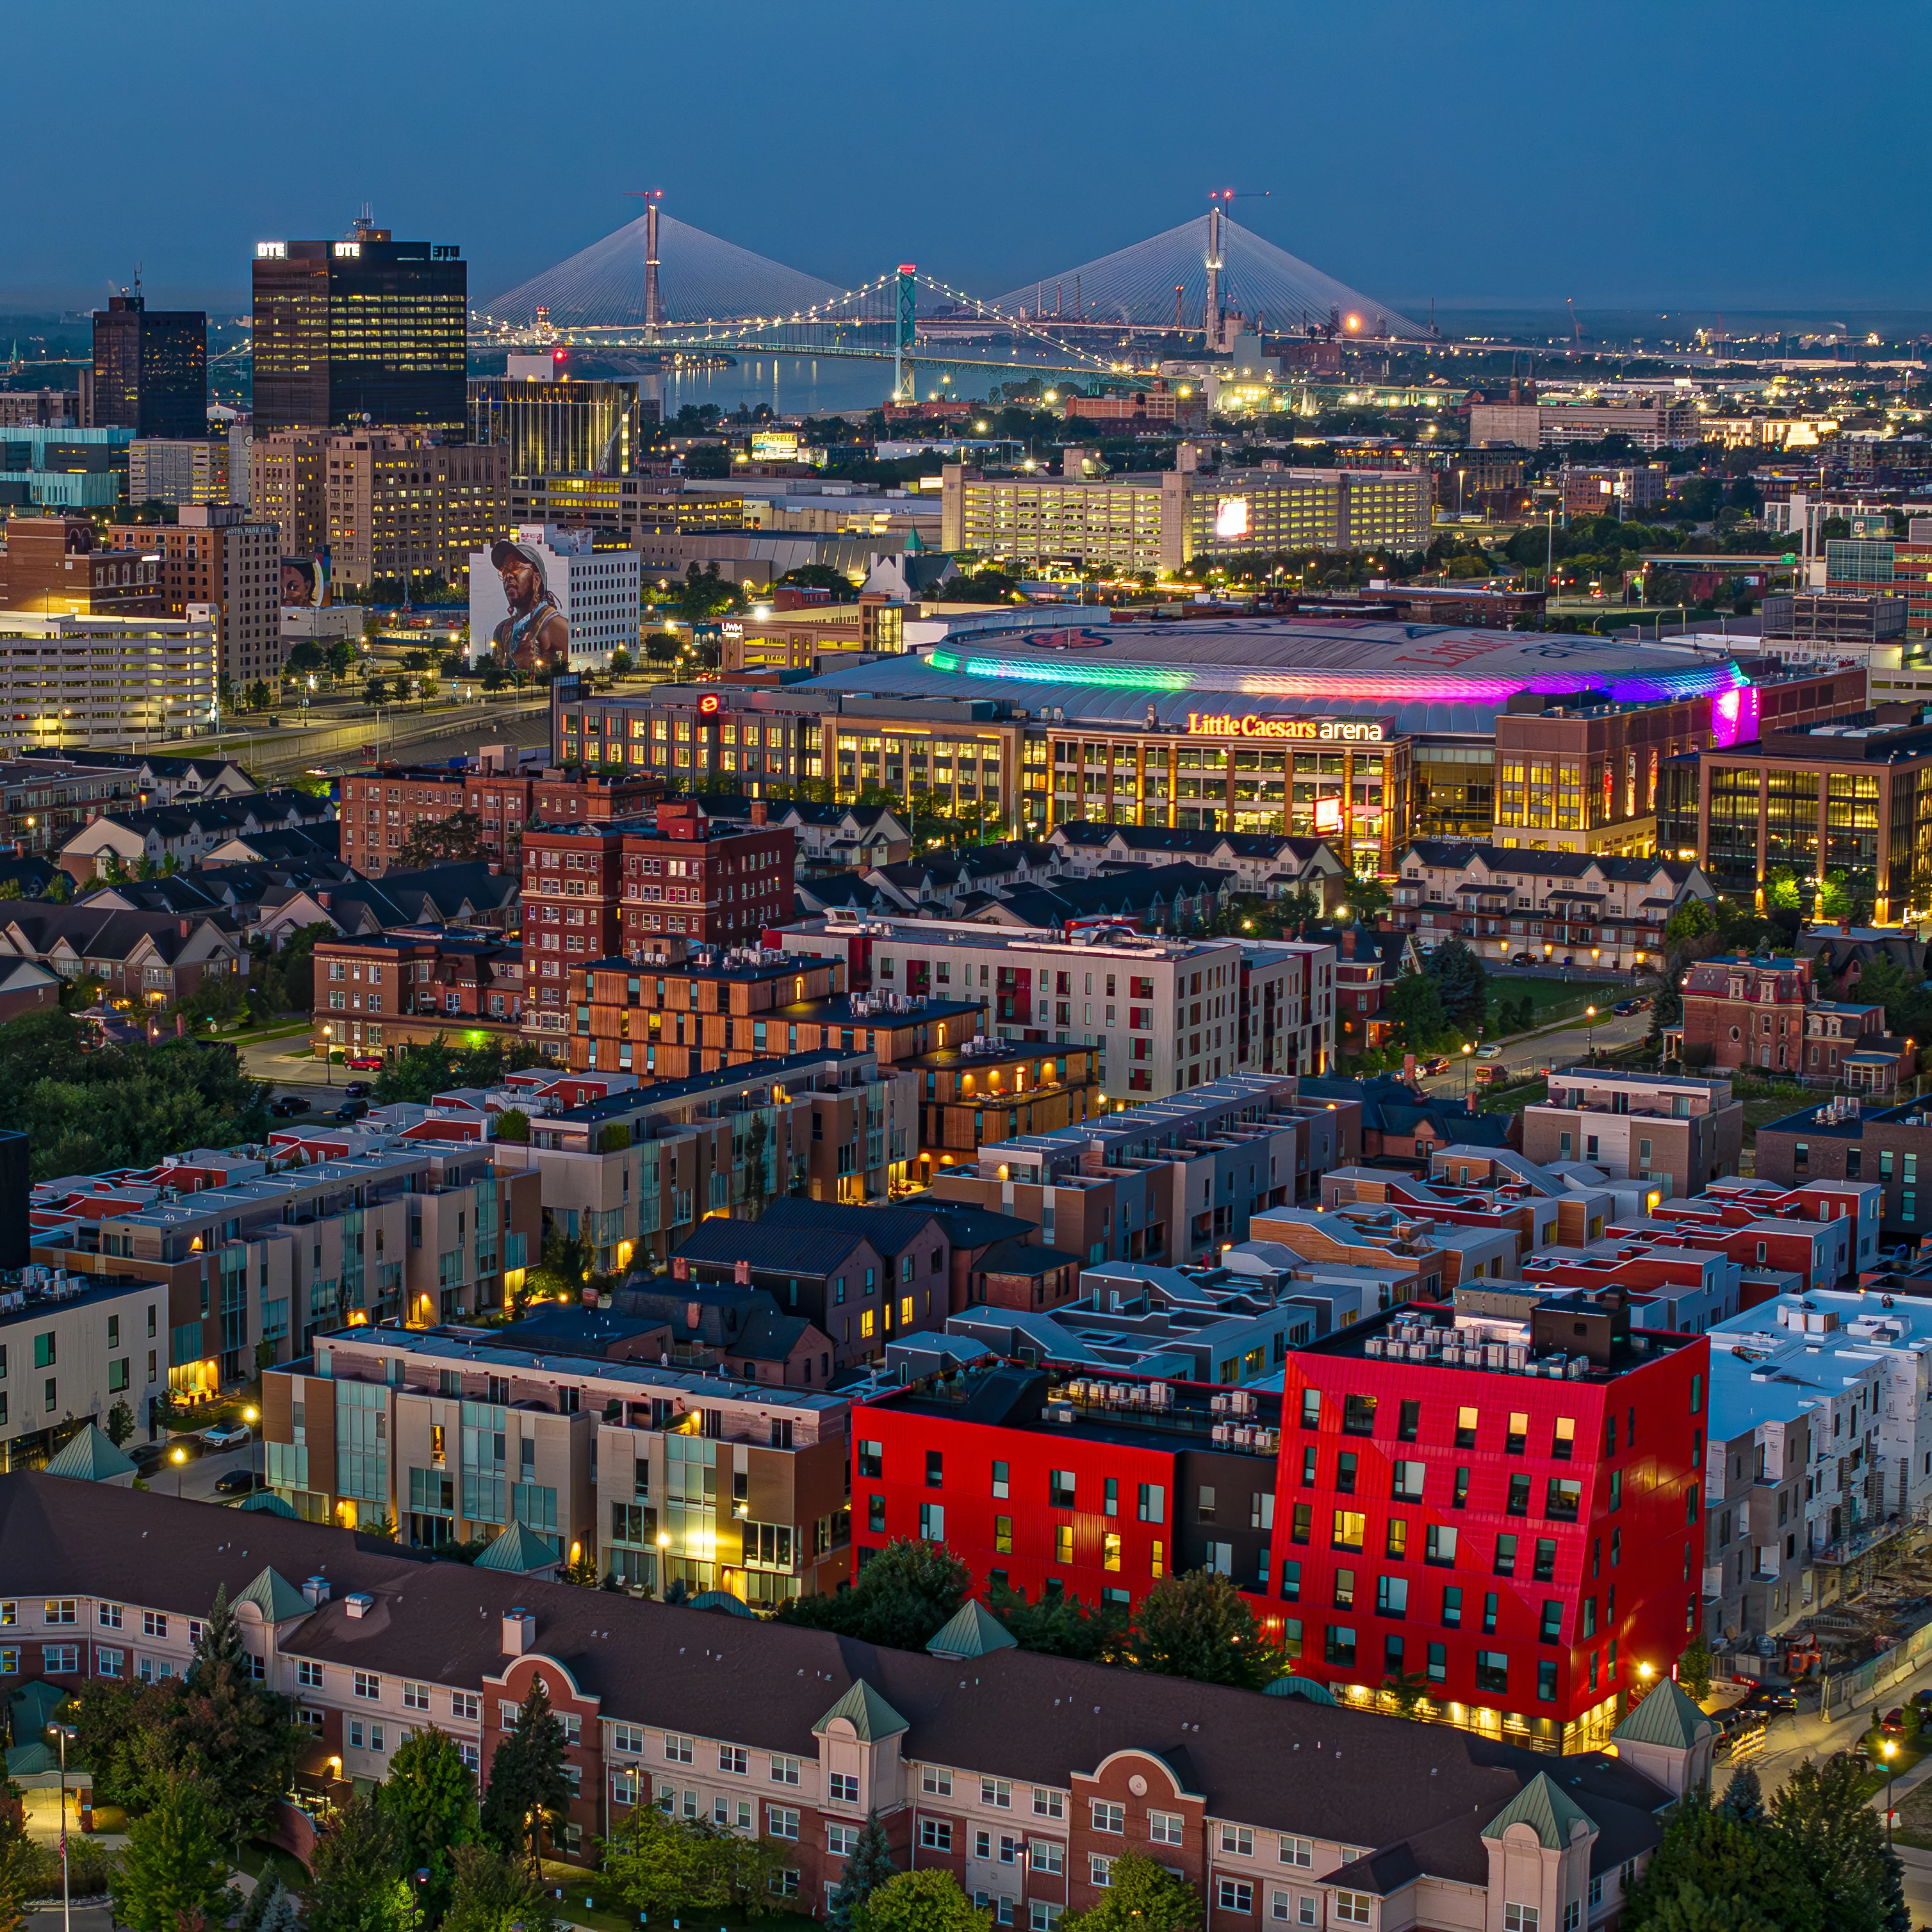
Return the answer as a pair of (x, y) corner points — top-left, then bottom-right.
(1585, 1004), (1597, 1060)
(1884, 1738), (1899, 1845)
(1462, 1040), (1473, 1100)
(170, 1445), (186, 1496)
(47, 1723), (75, 1932)
(244, 1403), (260, 1487)
(322, 1023), (333, 1086)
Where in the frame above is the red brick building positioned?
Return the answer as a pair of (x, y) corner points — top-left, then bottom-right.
(1670, 951), (1910, 1088)
(521, 802), (796, 1044)
(337, 764), (664, 875)
(313, 928), (524, 1063)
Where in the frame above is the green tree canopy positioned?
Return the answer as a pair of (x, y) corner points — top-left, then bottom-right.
(774, 1537), (970, 1650)
(480, 1678), (571, 1866)
(855, 1869), (990, 1932)
(1384, 967), (1447, 1049)
(1126, 1571), (1290, 1690)
(441, 1844), (561, 1932)
(828, 1812), (897, 1932)
(174, 1585), (305, 1841)
(1062, 1851), (1202, 1932)
(306, 1793), (419, 1932)
(111, 1769), (236, 1932)
(601, 1802), (792, 1920)
(380, 1725), (480, 1919)
(1425, 938), (1489, 1036)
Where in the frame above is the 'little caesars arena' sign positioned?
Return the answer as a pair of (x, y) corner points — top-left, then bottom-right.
(1184, 713), (1387, 743)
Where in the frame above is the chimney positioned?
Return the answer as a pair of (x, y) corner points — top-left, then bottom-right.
(179, 917), (192, 938)
(671, 1254), (689, 1282)
(749, 800), (767, 826)
(1341, 929), (1357, 960)
(687, 1300), (701, 1330)
(1079, 1139), (1106, 1176)
(733, 1257), (751, 1285)
(502, 1608), (536, 1656)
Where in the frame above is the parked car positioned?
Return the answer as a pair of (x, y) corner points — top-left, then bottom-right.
(1423, 1057), (1450, 1076)
(347, 1056), (382, 1071)
(1473, 1064), (1503, 1085)
(269, 1095), (308, 1117)
(334, 1099), (369, 1122)
(127, 1439), (170, 1472)
(201, 1422), (251, 1450)
(1612, 998), (1642, 1016)
(1475, 1044), (1504, 1060)
(214, 1469), (261, 1496)
(342, 1081), (371, 1099)
(1510, 952), (1537, 966)
(1881, 1707), (1908, 1735)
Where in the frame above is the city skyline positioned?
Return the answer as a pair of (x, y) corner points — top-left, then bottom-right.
(1, 0), (1929, 316)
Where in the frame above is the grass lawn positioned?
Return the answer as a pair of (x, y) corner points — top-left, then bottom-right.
(1480, 1076), (1548, 1114)
(1733, 1084), (1816, 1145)
(236, 1841), (310, 1890)
(1487, 979), (1602, 1035)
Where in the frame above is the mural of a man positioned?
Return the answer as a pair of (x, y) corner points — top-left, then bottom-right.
(489, 537), (569, 673)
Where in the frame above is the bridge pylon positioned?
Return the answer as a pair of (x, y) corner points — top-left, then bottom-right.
(894, 264), (917, 402)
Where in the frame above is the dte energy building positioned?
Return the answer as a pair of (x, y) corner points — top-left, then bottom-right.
(251, 219), (466, 434)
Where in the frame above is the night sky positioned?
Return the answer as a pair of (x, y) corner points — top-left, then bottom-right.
(5, 0), (1926, 318)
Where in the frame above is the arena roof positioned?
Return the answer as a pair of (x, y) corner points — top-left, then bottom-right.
(801, 619), (1750, 739)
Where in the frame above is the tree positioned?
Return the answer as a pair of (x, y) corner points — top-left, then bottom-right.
(774, 1537), (969, 1650)
(365, 677), (390, 707)
(828, 1812), (897, 1932)
(1126, 1571), (1289, 1691)
(601, 1803), (792, 1920)
(173, 1582), (304, 1844)
(1425, 937), (1488, 1036)
(609, 647), (635, 677)
(111, 1769), (236, 1932)
(1061, 1853), (1201, 1932)
(643, 630), (682, 666)
(1622, 1792), (1821, 1932)
(478, 657), (507, 693)
(307, 1793), (418, 1932)
(1678, 1633), (1714, 1701)
(855, 1869), (990, 1932)
(988, 1584), (1126, 1662)
(396, 811), (486, 869)
(1343, 873), (1391, 924)
(326, 639), (356, 683)
(104, 1396), (136, 1447)
(1717, 1766), (1765, 1828)
(493, 1108), (531, 1145)
(742, 1113), (771, 1218)
(480, 1677), (570, 1867)
(381, 1726), (479, 1919)
(442, 1844), (560, 1932)
(1769, 1756), (1905, 1932)
(1384, 968), (1447, 1050)
(1666, 899), (1719, 943)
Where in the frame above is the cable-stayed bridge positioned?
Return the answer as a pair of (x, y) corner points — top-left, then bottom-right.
(476, 202), (1425, 389)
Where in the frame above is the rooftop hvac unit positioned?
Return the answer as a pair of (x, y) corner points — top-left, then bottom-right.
(1485, 1344), (1505, 1369)
(1404, 1342), (1425, 1362)
(1567, 1355), (1589, 1378)
(1364, 1337), (1386, 1358)
(1211, 1393), (1230, 1414)
(1506, 1345), (1528, 1371)
(1150, 1382), (1173, 1407)
(1212, 1423), (1230, 1444)
(1441, 1343), (1462, 1365)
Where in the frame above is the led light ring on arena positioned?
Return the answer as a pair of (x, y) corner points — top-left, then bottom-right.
(923, 648), (1748, 708)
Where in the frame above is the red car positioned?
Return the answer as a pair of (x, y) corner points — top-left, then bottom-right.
(347, 1056), (383, 1071)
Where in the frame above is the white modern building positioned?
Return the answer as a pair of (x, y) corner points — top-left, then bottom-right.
(778, 917), (1334, 1098)
(468, 522), (639, 672)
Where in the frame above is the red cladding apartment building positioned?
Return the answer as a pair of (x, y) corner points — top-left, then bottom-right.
(1274, 1295), (1707, 1749)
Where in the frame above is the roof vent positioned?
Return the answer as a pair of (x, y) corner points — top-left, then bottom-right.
(303, 1575), (329, 1605)
(503, 1607), (536, 1656)
(343, 1591), (375, 1619)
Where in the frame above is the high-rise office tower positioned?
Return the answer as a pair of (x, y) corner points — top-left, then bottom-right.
(251, 216), (466, 434)
(92, 295), (208, 438)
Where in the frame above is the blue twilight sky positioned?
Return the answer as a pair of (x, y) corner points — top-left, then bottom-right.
(4, 0), (1928, 320)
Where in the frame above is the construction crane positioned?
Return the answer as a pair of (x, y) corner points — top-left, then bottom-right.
(1205, 188), (1270, 344)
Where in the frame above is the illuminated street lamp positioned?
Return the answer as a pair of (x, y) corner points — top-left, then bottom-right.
(1884, 1739), (1899, 1844)
(170, 1445), (186, 1498)
(1585, 1004), (1597, 1060)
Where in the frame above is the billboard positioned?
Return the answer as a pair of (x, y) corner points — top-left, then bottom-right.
(1215, 496), (1250, 540)
(479, 534), (569, 673)
(281, 553), (330, 608)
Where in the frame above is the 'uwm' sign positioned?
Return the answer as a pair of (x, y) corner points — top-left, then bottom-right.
(1184, 713), (1388, 742)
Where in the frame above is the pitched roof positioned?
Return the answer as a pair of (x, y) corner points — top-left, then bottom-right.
(236, 1563), (311, 1623)
(473, 1521), (561, 1573)
(814, 1678), (910, 1742)
(0, 1471), (1674, 1881)
(926, 1600), (1019, 1660)
(1610, 1678), (1712, 1750)
(753, 1197), (948, 1260)
(675, 1216), (867, 1277)
(44, 1423), (135, 1482)
(1481, 1771), (1596, 1849)
(973, 1239), (1084, 1278)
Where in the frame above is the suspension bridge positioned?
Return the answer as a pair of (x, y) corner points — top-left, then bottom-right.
(477, 199), (1429, 393)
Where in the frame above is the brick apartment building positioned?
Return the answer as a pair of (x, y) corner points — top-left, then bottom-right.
(313, 928), (525, 1063)
(521, 803), (796, 1042)
(1520, 1069), (1743, 1200)
(336, 764), (663, 876)
(0, 1471), (1709, 1920)
(0, 516), (163, 618)
(1756, 1093), (1932, 1242)
(104, 504), (280, 687)
(1666, 951), (1911, 1089)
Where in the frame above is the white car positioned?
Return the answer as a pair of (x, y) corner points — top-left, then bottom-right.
(1474, 1044), (1504, 1061)
(201, 1423), (252, 1449)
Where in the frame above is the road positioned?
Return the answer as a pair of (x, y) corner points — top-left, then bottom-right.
(1417, 1003), (1654, 1104)
(140, 1439), (258, 1504)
